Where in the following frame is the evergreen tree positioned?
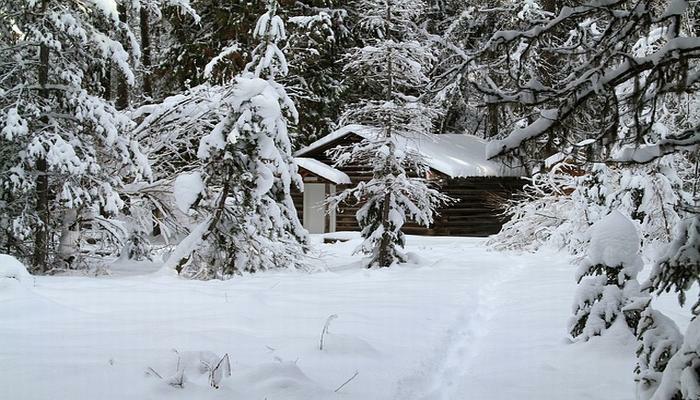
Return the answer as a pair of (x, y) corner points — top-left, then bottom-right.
(154, 0), (348, 144)
(569, 211), (644, 340)
(327, 0), (450, 268)
(161, 0), (308, 277)
(624, 299), (683, 400)
(0, 0), (151, 272)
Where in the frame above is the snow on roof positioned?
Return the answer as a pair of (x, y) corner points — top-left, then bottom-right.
(295, 157), (352, 184)
(295, 124), (378, 156)
(295, 125), (523, 178)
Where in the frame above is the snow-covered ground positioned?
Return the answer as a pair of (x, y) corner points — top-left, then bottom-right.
(0, 234), (694, 399)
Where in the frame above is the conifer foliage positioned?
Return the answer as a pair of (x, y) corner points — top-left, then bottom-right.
(0, 0), (151, 272)
(327, 0), (450, 268)
(569, 211), (644, 340)
(161, 0), (308, 277)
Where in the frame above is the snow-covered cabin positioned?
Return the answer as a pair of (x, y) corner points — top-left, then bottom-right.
(292, 125), (525, 236)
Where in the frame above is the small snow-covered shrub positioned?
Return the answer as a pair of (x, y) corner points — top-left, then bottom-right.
(0, 254), (31, 285)
(120, 230), (152, 262)
(569, 211), (644, 340)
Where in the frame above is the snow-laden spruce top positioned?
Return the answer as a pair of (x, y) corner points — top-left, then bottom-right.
(294, 157), (351, 184)
(587, 211), (641, 267)
(295, 125), (523, 178)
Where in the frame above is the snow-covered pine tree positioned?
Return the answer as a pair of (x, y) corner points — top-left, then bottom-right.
(609, 159), (688, 262)
(161, 0), (308, 277)
(651, 316), (700, 400)
(623, 298), (684, 400)
(0, 0), (151, 271)
(327, 0), (450, 268)
(639, 213), (700, 399)
(569, 211), (645, 340)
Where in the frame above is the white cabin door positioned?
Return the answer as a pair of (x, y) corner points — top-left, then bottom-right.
(303, 183), (327, 234)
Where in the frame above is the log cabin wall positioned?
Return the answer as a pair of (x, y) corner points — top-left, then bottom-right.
(431, 176), (525, 236)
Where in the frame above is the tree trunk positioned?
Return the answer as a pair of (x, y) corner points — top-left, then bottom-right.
(33, 157), (49, 272)
(32, 1), (51, 273)
(139, 5), (161, 235)
(378, 191), (392, 267)
(376, 4), (394, 268)
(116, 2), (129, 110)
(58, 208), (80, 268)
(140, 5), (153, 99)
(487, 103), (499, 138)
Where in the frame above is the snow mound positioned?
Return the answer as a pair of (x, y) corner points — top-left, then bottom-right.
(320, 333), (380, 356)
(0, 254), (32, 286)
(173, 172), (204, 213)
(587, 211), (641, 267)
(234, 362), (333, 399)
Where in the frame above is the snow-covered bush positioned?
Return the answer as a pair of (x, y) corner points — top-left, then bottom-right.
(0, 254), (32, 286)
(490, 156), (689, 262)
(487, 161), (580, 253)
(569, 211), (644, 340)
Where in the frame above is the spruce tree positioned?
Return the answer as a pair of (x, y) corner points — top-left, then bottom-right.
(328, 0), (450, 268)
(161, 0), (308, 277)
(569, 211), (645, 340)
(0, 0), (151, 271)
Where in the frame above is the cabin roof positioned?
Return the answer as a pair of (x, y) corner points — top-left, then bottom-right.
(295, 157), (351, 184)
(295, 124), (523, 178)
